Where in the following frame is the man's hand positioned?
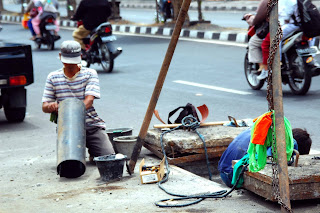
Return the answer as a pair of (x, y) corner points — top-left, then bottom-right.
(243, 13), (253, 20)
(244, 14), (255, 27)
(42, 102), (59, 113)
(83, 95), (94, 110)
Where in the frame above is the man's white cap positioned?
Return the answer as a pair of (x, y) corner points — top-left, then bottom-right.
(60, 40), (82, 64)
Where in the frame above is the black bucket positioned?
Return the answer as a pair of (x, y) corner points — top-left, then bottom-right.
(105, 128), (133, 153)
(94, 154), (127, 182)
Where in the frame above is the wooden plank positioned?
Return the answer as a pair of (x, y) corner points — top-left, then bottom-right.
(143, 142), (225, 165)
(240, 155), (320, 201)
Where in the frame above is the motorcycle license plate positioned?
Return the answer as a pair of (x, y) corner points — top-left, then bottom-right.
(101, 35), (117, 43)
(45, 25), (57, 30)
(296, 46), (319, 56)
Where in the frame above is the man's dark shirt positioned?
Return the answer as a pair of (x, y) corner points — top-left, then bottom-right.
(72, 0), (111, 31)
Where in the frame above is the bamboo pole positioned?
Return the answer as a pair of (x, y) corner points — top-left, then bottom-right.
(270, 3), (292, 212)
(128, 0), (192, 173)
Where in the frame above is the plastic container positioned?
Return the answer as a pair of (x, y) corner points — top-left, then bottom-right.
(113, 136), (137, 159)
(94, 154), (127, 182)
(105, 128), (133, 153)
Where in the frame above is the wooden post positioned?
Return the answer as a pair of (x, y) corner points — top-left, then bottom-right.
(155, 0), (159, 23)
(128, 0), (192, 173)
(270, 3), (292, 212)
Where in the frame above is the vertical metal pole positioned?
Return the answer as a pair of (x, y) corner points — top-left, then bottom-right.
(270, 3), (292, 212)
(128, 0), (192, 173)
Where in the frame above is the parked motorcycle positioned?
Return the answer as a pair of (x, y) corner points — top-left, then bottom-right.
(34, 15), (60, 50)
(244, 27), (320, 95)
(156, 0), (174, 23)
(79, 22), (122, 73)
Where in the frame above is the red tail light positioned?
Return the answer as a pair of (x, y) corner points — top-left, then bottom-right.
(9, 75), (27, 86)
(104, 27), (111, 33)
(168, 0), (171, 3)
(47, 18), (54, 23)
(302, 35), (310, 41)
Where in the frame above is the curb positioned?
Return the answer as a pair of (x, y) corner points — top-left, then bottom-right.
(119, 3), (258, 12)
(0, 14), (248, 43)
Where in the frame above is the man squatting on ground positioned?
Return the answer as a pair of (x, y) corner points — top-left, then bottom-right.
(42, 40), (114, 161)
(218, 128), (312, 187)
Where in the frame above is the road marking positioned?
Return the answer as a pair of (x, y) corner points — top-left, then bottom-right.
(173, 80), (252, 95)
(113, 32), (247, 47)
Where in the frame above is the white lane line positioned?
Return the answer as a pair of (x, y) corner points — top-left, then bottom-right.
(173, 80), (252, 95)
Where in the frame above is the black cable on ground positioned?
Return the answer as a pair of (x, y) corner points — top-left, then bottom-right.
(155, 115), (248, 208)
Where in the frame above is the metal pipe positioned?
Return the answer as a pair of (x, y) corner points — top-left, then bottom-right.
(270, 4), (292, 212)
(129, 0), (192, 173)
(56, 98), (86, 178)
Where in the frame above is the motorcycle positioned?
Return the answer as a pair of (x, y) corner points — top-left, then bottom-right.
(34, 15), (60, 50)
(244, 25), (320, 95)
(79, 21), (122, 73)
(156, 0), (174, 23)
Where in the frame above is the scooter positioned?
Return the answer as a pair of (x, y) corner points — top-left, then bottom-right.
(156, 0), (174, 23)
(79, 21), (122, 73)
(34, 15), (60, 50)
(244, 26), (320, 95)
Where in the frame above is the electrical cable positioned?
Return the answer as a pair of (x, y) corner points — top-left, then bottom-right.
(155, 115), (248, 208)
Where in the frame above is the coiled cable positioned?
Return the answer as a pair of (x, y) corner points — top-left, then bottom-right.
(155, 115), (247, 207)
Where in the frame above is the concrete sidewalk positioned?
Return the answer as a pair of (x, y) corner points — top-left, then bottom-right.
(119, 0), (320, 12)
(120, 0), (260, 12)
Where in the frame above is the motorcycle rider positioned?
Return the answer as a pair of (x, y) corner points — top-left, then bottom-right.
(243, 0), (269, 80)
(261, 0), (320, 76)
(244, 0), (309, 80)
(25, 0), (39, 40)
(71, 0), (112, 56)
(31, 0), (60, 39)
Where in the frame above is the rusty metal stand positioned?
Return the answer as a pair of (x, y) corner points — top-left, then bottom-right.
(128, 0), (192, 173)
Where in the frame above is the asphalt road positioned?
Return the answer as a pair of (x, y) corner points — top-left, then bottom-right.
(0, 23), (320, 153)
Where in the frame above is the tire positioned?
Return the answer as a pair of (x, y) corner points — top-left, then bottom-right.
(288, 53), (312, 95)
(47, 34), (54, 50)
(4, 107), (26, 122)
(100, 43), (114, 73)
(244, 52), (264, 90)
